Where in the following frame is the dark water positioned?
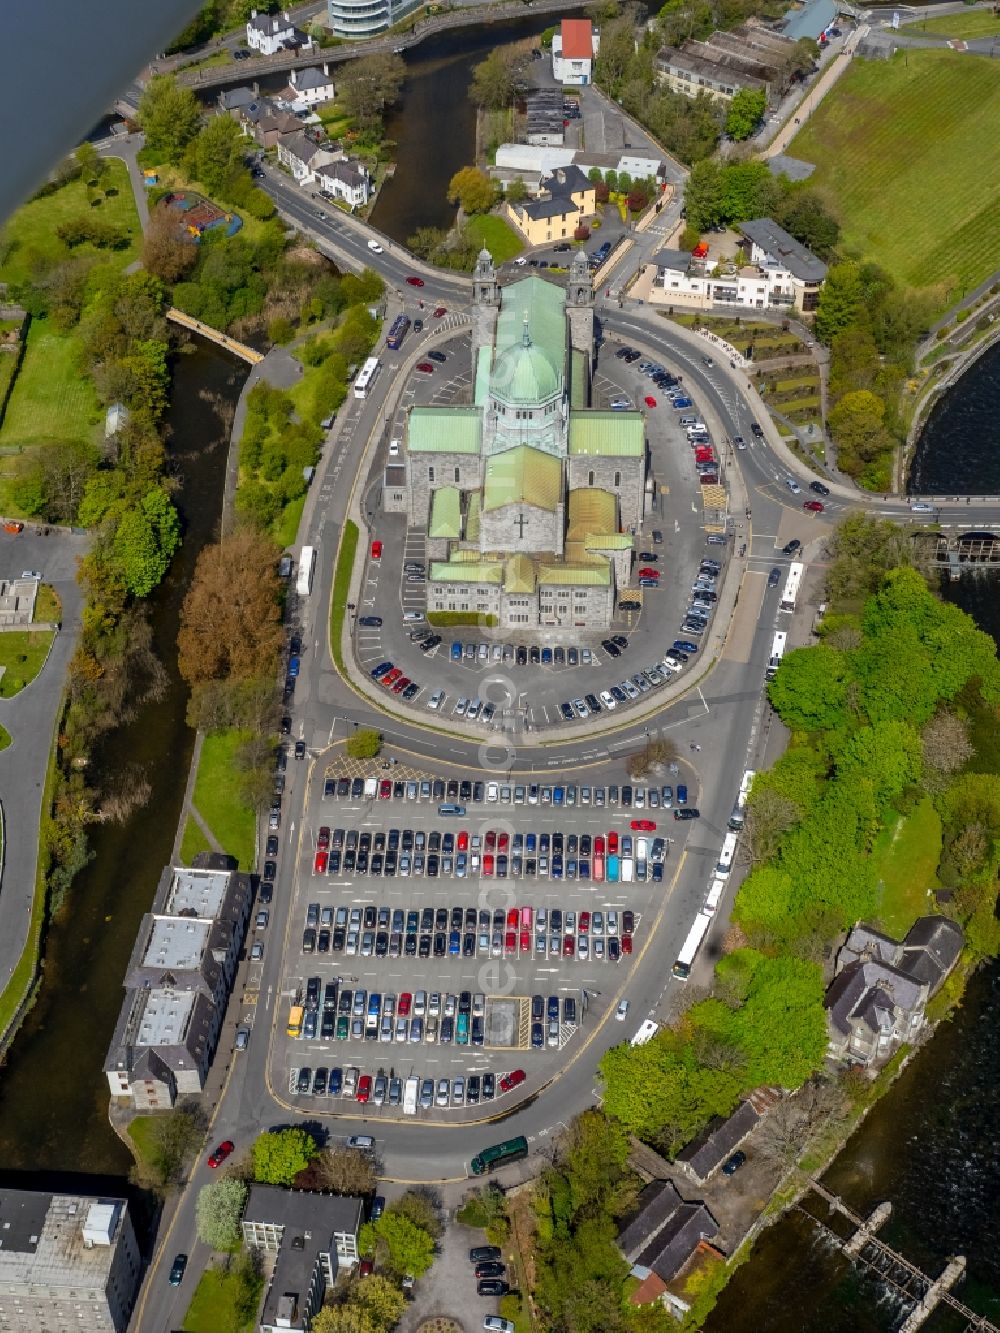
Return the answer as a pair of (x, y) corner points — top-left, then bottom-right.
(908, 340), (1000, 495)
(0, 341), (245, 1180)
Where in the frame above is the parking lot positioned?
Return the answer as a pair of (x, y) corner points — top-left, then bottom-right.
(269, 766), (696, 1119)
(353, 333), (730, 729)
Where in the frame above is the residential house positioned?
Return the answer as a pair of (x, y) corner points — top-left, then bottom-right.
(104, 854), (253, 1108)
(279, 64), (336, 109)
(314, 158), (371, 209)
(276, 130), (342, 185)
(0, 1191), (141, 1333)
(617, 1180), (720, 1287)
(242, 1186), (363, 1333)
(675, 1088), (781, 1185)
(552, 17), (600, 85)
(217, 85), (257, 117)
(246, 8), (313, 55)
(239, 98), (302, 149)
(506, 164), (596, 244)
(825, 916), (964, 1067)
(646, 217), (827, 314)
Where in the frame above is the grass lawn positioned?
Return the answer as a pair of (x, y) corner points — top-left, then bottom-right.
(182, 1264), (259, 1333)
(0, 319), (101, 454)
(34, 584), (61, 623)
(0, 159), (141, 288)
(180, 817), (212, 865)
(329, 519), (358, 677)
(872, 796), (942, 937)
(274, 493), (305, 549)
(0, 724), (10, 751)
(0, 630), (55, 698)
(127, 1115), (161, 1176)
(466, 214), (524, 263)
(789, 49), (1000, 299)
(192, 731), (257, 871)
(903, 8), (1000, 37)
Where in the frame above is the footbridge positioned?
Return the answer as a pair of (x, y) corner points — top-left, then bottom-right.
(166, 308), (264, 364)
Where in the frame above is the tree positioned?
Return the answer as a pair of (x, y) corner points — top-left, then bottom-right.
(303, 1147), (378, 1196)
(110, 486), (181, 596)
(744, 786), (800, 866)
(775, 188), (839, 259)
(347, 727), (381, 759)
(469, 47), (527, 109)
(683, 158), (723, 231)
(143, 203), (198, 284)
(814, 261), (863, 344)
(137, 75), (201, 163)
(506, 177), (528, 204)
(755, 1078), (848, 1167)
(75, 140), (106, 183)
(135, 1100), (206, 1187)
(312, 1308), (377, 1333)
(922, 711), (973, 777)
(447, 166), (496, 215)
(826, 513), (912, 602)
(360, 1212), (435, 1277)
(188, 114), (247, 197)
(178, 528), (284, 687)
(252, 1128), (318, 1185)
(827, 389), (893, 476)
(195, 1177), (248, 1250)
(768, 642), (851, 732)
(354, 1274), (407, 1329)
(338, 51), (406, 132)
(388, 1188), (443, 1240)
(725, 88), (766, 140)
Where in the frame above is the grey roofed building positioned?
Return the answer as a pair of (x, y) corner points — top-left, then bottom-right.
(548, 163), (593, 198)
(653, 247), (695, 273)
(617, 1180), (719, 1282)
(292, 65), (332, 91)
(837, 916), (964, 991)
(767, 153), (816, 183)
(783, 0), (838, 41)
(218, 85), (257, 112)
(738, 217), (828, 283)
(522, 194), (580, 222)
(675, 1099), (761, 1184)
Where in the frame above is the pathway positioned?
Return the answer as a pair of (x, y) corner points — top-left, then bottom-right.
(763, 24), (868, 160)
(166, 308), (264, 364)
(96, 133), (149, 229)
(171, 732), (223, 863)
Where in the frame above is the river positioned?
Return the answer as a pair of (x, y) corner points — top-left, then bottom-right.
(0, 342), (246, 1184)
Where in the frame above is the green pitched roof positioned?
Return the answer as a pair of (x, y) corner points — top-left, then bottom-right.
(568, 410), (645, 457)
(429, 561), (503, 584)
(483, 445), (562, 513)
(504, 553), (536, 594)
(429, 486), (461, 539)
(408, 406), (481, 454)
(538, 561), (611, 587)
(491, 276), (565, 403)
(567, 487), (617, 539)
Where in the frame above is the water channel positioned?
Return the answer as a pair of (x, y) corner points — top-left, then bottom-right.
(0, 342), (246, 1184)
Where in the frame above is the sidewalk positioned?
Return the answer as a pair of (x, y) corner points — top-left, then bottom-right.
(762, 25), (868, 160)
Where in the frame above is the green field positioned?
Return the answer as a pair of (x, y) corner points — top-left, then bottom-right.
(789, 49), (1000, 298)
(192, 731), (257, 871)
(0, 159), (141, 287)
(180, 816), (212, 865)
(903, 8), (1000, 37)
(872, 797), (942, 937)
(0, 319), (100, 454)
(182, 1264), (260, 1333)
(467, 214), (524, 263)
(329, 519), (359, 677)
(0, 630), (54, 697)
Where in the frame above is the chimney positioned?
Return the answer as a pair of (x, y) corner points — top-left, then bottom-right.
(290, 69), (297, 84)
(250, 7), (257, 16)
(283, 9), (291, 19)
(322, 63), (329, 76)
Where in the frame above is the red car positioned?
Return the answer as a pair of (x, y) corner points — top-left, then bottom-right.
(579, 911), (590, 934)
(405, 276), (425, 287)
(486, 830), (497, 852)
(621, 935), (633, 955)
(314, 849), (328, 875)
(359, 1259), (375, 1278)
(499, 1068), (526, 1093)
(391, 676), (410, 694)
(379, 779), (392, 798)
(415, 362), (434, 374)
(803, 500), (824, 512)
(505, 930), (516, 955)
(398, 992), (412, 1016)
(595, 834), (605, 854)
(207, 1140), (234, 1169)
(370, 539), (382, 561)
(433, 306), (447, 317)
(498, 831), (510, 851)
(457, 830), (469, 851)
(357, 1075), (372, 1103)
(563, 936), (575, 957)
(483, 853), (494, 876)
(644, 395), (657, 408)
(519, 928), (530, 953)
(631, 818), (656, 831)
(317, 825), (330, 850)
(383, 667), (402, 688)
(506, 907), (518, 928)
(638, 567), (660, 579)
(608, 831), (619, 854)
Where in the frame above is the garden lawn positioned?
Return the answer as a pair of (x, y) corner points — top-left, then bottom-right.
(182, 1265), (258, 1333)
(872, 796), (942, 937)
(0, 320), (100, 451)
(127, 1116), (161, 1177)
(192, 731), (257, 870)
(0, 630), (54, 697)
(466, 214), (523, 263)
(180, 817), (212, 865)
(788, 50), (1000, 299)
(0, 158), (141, 287)
(902, 9), (1000, 37)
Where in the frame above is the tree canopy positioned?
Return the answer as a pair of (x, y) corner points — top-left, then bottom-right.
(469, 47), (528, 109)
(359, 1211), (435, 1277)
(252, 1128), (318, 1185)
(195, 1177), (248, 1251)
(137, 76), (201, 163)
(447, 166), (497, 215)
(725, 88), (766, 140)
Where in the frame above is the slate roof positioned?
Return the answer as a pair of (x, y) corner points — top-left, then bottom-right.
(825, 960), (925, 1038)
(483, 446), (562, 513)
(520, 195), (580, 223)
(676, 1100), (760, 1181)
(219, 86), (256, 111)
(294, 65), (333, 91)
(617, 1180), (719, 1282)
(248, 11), (292, 33)
(407, 407), (481, 454)
(739, 217), (828, 283)
(547, 164), (592, 199)
(568, 410), (645, 457)
(838, 916), (964, 995)
(618, 1180), (684, 1260)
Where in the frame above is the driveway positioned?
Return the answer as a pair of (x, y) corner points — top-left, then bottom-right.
(399, 1207), (499, 1333)
(0, 527), (87, 996)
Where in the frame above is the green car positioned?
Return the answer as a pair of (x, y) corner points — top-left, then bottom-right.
(336, 1015), (349, 1040)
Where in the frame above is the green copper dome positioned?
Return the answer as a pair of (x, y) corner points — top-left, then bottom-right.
(491, 339), (560, 404)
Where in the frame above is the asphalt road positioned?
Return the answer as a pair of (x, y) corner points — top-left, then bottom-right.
(0, 529), (87, 995)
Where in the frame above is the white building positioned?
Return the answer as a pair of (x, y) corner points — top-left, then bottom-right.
(646, 218), (827, 315)
(0, 1191), (141, 1333)
(326, 0), (422, 38)
(246, 8), (313, 54)
(552, 17), (600, 85)
(276, 130), (342, 184)
(279, 64), (336, 109)
(314, 158), (371, 208)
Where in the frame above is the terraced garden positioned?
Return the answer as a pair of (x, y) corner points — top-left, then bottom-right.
(787, 49), (1000, 300)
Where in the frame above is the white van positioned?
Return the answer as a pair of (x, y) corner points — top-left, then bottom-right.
(363, 777), (378, 799)
(403, 611), (423, 622)
(403, 1076), (419, 1115)
(621, 856), (635, 883)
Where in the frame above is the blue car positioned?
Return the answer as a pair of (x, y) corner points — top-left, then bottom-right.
(674, 640), (699, 655)
(329, 1067), (342, 1095)
(673, 397), (693, 409)
(449, 931), (461, 955)
(553, 786), (564, 806)
(288, 654), (300, 677)
(677, 784), (688, 806)
(451, 642), (462, 661)
(526, 832), (537, 853)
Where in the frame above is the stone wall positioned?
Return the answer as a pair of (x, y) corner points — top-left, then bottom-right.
(568, 455), (645, 532)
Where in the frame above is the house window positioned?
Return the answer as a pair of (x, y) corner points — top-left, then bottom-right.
(588, 470), (595, 486)
(428, 466), (435, 482)
(614, 471), (621, 487)
(454, 468), (460, 482)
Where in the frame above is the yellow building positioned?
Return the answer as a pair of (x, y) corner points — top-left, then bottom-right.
(506, 165), (596, 245)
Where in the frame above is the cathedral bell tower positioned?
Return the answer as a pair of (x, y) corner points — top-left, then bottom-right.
(565, 249), (595, 366)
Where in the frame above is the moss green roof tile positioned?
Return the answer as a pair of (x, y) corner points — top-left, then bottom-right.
(504, 553), (536, 594)
(408, 406), (482, 454)
(483, 445), (562, 513)
(429, 561), (503, 584)
(491, 276), (566, 403)
(567, 487), (617, 538)
(568, 410), (645, 457)
(538, 561), (611, 587)
(429, 486), (462, 539)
